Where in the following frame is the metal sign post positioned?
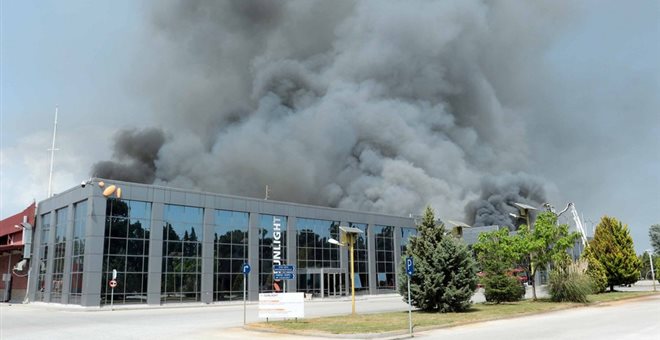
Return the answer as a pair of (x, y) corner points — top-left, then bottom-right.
(242, 263), (251, 325)
(406, 257), (414, 335)
(110, 268), (118, 311)
(108, 279), (118, 311)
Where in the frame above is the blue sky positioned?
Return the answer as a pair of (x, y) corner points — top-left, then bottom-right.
(1, 0), (658, 253)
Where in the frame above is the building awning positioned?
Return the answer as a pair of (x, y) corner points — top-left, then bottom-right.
(0, 244), (24, 255)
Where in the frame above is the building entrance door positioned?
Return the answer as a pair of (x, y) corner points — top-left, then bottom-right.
(298, 268), (345, 298)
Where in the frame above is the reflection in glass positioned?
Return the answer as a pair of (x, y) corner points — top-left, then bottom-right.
(161, 204), (203, 303)
(101, 199), (151, 305)
(70, 200), (87, 304)
(349, 223), (369, 293)
(375, 225), (395, 290)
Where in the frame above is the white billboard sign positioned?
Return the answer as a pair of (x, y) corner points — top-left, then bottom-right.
(258, 293), (305, 319)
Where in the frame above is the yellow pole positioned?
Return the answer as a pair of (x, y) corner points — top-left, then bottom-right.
(350, 234), (356, 315)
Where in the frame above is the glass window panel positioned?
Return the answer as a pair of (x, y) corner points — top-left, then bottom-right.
(216, 274), (231, 291)
(127, 240), (144, 255)
(129, 201), (151, 220)
(218, 258), (230, 273)
(107, 256), (125, 272)
(166, 241), (182, 256)
(126, 257), (143, 272)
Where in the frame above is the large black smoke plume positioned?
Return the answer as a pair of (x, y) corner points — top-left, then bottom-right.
(93, 128), (166, 183)
(93, 0), (573, 222)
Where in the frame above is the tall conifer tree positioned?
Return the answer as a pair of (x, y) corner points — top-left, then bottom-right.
(399, 206), (478, 312)
(588, 216), (641, 291)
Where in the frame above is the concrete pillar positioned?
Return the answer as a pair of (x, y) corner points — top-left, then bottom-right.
(340, 221), (349, 296)
(200, 207), (215, 304)
(146, 203), (164, 305)
(368, 224), (376, 295)
(393, 226), (402, 290)
(81, 195), (106, 307)
(247, 213), (260, 301)
(286, 216), (297, 292)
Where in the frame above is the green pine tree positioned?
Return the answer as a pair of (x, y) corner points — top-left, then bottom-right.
(582, 249), (608, 293)
(589, 216), (641, 291)
(398, 206), (478, 312)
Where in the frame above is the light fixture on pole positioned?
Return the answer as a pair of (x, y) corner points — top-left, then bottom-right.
(647, 249), (656, 292)
(512, 202), (538, 300)
(512, 202), (537, 229)
(447, 220), (472, 238)
(328, 225), (364, 315)
(13, 218), (33, 304)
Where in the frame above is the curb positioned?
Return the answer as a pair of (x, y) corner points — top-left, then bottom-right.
(245, 292), (659, 339)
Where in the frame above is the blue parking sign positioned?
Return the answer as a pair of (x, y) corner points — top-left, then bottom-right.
(406, 257), (414, 276)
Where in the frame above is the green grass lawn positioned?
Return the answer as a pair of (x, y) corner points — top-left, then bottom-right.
(249, 291), (658, 335)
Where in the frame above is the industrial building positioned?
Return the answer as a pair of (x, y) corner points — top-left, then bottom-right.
(27, 179), (418, 307)
(1, 203), (35, 302)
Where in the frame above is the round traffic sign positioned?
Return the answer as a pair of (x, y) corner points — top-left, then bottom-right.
(109, 279), (118, 288)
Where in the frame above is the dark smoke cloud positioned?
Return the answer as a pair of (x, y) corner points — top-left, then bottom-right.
(465, 173), (546, 229)
(97, 0), (578, 223)
(92, 128), (166, 183)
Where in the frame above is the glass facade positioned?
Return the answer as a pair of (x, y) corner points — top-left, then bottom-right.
(349, 222), (369, 293)
(161, 204), (203, 303)
(296, 218), (340, 269)
(50, 207), (68, 302)
(296, 218), (340, 295)
(400, 227), (417, 256)
(102, 199), (151, 305)
(375, 225), (395, 290)
(34, 183), (421, 306)
(69, 201), (87, 304)
(37, 212), (51, 302)
(213, 209), (248, 301)
(259, 214), (287, 293)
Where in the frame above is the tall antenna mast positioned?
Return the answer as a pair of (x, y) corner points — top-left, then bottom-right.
(47, 106), (59, 197)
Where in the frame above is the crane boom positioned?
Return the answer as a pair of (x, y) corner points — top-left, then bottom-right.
(569, 203), (588, 246)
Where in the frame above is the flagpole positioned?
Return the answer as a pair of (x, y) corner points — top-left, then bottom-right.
(47, 106), (59, 197)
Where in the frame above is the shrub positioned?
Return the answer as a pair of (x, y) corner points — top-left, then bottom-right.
(584, 251), (607, 293)
(483, 273), (525, 303)
(549, 259), (592, 303)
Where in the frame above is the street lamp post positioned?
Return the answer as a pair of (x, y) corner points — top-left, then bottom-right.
(647, 250), (656, 292)
(512, 202), (538, 299)
(328, 226), (364, 315)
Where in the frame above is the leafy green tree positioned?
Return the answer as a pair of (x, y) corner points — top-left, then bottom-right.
(650, 224), (660, 255)
(589, 216), (641, 291)
(399, 206), (478, 312)
(518, 211), (581, 300)
(473, 228), (526, 302)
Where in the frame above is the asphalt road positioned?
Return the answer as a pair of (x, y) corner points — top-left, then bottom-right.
(0, 294), (409, 340)
(1, 281), (656, 340)
(419, 293), (660, 340)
